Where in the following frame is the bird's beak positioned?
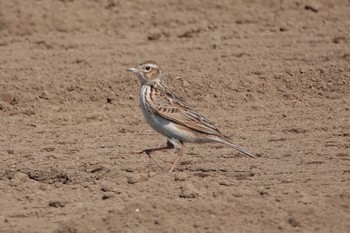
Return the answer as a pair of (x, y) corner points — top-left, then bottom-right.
(126, 67), (137, 72)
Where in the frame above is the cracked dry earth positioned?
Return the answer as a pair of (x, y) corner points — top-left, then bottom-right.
(0, 0), (349, 232)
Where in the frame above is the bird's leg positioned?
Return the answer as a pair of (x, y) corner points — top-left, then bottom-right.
(168, 146), (184, 174)
(136, 141), (174, 172)
(138, 140), (174, 156)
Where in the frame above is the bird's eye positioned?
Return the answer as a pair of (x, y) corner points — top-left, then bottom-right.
(145, 66), (151, 71)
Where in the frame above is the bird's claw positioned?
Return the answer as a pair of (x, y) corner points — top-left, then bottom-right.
(134, 149), (164, 171)
(135, 149), (152, 157)
(143, 149), (151, 155)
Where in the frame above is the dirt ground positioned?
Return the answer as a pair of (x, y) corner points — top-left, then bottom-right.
(0, 0), (349, 232)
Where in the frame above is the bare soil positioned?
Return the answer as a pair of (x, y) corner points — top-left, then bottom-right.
(0, 0), (349, 232)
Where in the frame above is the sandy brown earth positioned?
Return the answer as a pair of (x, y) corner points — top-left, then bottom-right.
(0, 0), (349, 232)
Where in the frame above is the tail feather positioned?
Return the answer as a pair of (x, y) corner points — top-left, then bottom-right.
(220, 138), (255, 158)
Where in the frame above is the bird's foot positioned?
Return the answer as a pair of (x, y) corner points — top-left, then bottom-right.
(133, 149), (152, 155)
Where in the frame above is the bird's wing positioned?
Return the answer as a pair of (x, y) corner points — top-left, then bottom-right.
(147, 83), (223, 136)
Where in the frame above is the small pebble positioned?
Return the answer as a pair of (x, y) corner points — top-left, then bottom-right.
(179, 183), (200, 198)
(174, 172), (188, 181)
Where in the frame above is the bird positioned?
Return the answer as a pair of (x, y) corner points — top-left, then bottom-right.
(127, 61), (255, 173)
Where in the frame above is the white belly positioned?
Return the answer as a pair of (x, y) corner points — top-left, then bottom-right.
(139, 86), (210, 143)
(141, 104), (193, 142)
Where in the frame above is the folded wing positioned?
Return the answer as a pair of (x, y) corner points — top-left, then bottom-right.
(148, 83), (223, 137)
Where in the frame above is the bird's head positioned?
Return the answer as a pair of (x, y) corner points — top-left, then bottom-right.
(127, 61), (162, 85)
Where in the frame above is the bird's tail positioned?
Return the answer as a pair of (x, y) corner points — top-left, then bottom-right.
(213, 136), (255, 158)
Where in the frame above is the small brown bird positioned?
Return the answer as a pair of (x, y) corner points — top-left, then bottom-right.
(127, 61), (255, 173)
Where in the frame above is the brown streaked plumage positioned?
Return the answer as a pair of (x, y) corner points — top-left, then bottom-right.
(127, 61), (255, 173)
